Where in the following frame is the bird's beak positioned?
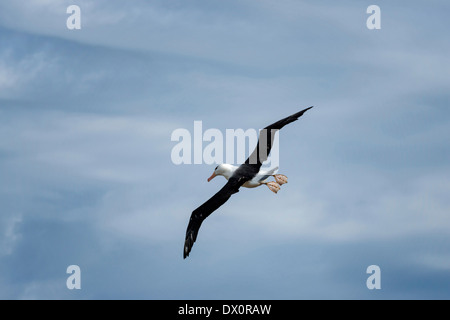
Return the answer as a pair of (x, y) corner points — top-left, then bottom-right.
(207, 172), (216, 182)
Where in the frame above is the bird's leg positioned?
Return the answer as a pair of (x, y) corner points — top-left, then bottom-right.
(273, 174), (288, 185)
(265, 181), (281, 194)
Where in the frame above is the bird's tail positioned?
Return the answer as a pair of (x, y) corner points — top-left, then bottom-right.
(266, 166), (279, 175)
(258, 166), (279, 182)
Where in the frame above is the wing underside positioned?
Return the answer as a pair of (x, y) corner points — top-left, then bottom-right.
(245, 106), (313, 172)
(183, 177), (245, 259)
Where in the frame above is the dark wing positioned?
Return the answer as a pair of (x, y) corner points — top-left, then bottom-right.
(244, 106), (313, 172)
(184, 177), (246, 259)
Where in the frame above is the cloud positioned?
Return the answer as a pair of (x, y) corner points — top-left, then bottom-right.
(0, 213), (22, 257)
(0, 111), (177, 184)
(418, 254), (450, 272)
(201, 168), (450, 246)
(0, 49), (49, 97)
(0, 1), (386, 68)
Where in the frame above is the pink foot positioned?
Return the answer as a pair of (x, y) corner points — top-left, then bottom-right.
(266, 181), (280, 194)
(273, 174), (288, 185)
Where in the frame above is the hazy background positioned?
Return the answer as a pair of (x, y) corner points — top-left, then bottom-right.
(0, 0), (449, 299)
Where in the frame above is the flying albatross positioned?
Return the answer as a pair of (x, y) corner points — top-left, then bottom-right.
(183, 106), (313, 258)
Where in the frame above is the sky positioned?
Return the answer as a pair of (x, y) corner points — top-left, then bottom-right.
(0, 0), (449, 300)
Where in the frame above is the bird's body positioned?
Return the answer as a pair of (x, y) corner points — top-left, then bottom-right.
(210, 163), (279, 188)
(183, 107), (313, 258)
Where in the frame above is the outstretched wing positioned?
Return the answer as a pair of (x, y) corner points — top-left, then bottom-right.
(184, 177), (246, 259)
(244, 106), (313, 172)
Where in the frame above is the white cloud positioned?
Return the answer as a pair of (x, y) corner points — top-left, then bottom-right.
(18, 278), (70, 300)
(0, 62), (18, 89)
(417, 254), (450, 271)
(212, 168), (450, 244)
(0, 213), (22, 257)
(0, 112), (177, 183)
(0, 1), (368, 67)
(94, 188), (188, 244)
(0, 51), (48, 96)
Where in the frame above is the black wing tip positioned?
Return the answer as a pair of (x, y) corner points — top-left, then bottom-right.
(297, 106), (314, 115)
(183, 242), (191, 259)
(183, 230), (196, 259)
(288, 106), (313, 122)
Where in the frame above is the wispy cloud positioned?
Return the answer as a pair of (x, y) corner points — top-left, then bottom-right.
(0, 213), (22, 257)
(0, 49), (49, 97)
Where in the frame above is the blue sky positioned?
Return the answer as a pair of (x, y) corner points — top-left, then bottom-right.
(0, 0), (449, 299)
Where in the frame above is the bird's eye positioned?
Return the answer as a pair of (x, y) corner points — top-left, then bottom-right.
(215, 166), (218, 171)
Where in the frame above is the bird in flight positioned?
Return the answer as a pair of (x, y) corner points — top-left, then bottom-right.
(183, 107), (313, 258)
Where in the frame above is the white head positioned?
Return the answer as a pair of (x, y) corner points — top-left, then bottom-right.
(207, 164), (235, 182)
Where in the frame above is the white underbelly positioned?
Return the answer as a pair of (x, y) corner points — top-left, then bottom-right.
(236, 167), (277, 188)
(243, 178), (265, 188)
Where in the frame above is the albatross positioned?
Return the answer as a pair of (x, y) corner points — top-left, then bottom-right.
(183, 106), (313, 258)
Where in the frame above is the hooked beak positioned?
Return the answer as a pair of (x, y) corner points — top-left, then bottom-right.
(207, 172), (216, 182)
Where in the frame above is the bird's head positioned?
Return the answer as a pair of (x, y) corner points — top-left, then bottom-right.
(207, 164), (233, 182)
